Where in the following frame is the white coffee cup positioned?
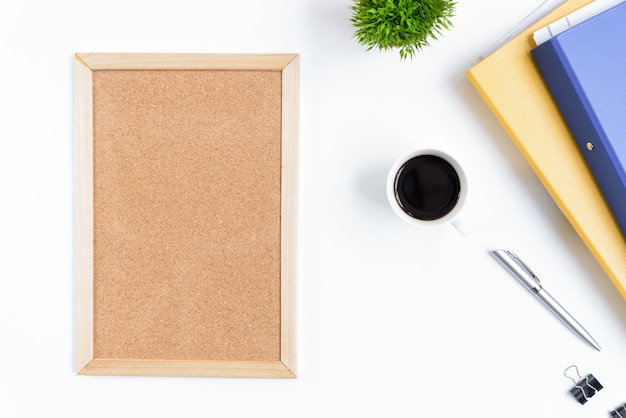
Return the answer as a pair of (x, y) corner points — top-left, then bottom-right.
(386, 149), (469, 236)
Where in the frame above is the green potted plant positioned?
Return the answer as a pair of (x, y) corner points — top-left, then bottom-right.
(350, 0), (457, 60)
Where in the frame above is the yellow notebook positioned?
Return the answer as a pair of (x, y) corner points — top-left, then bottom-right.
(466, 0), (626, 299)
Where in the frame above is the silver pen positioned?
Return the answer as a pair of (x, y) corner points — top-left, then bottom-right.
(490, 249), (601, 351)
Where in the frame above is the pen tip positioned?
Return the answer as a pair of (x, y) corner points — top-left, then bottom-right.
(587, 338), (601, 351)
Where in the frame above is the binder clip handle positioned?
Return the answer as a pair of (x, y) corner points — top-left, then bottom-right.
(563, 365), (583, 384)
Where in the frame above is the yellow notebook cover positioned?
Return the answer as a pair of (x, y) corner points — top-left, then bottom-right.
(466, 0), (626, 299)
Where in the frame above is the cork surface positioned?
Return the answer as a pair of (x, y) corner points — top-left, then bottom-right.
(91, 70), (282, 361)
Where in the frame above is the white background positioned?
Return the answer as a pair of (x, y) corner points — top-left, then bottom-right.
(2, 0), (626, 416)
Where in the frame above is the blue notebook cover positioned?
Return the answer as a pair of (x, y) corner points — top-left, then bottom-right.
(531, 1), (626, 237)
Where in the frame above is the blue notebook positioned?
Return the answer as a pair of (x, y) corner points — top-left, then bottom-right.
(531, 1), (626, 237)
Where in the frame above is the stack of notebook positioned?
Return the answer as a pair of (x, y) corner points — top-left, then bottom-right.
(466, 0), (626, 299)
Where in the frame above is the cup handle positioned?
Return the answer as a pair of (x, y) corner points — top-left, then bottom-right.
(452, 217), (471, 237)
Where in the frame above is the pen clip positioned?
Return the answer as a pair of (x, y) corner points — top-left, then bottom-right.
(505, 250), (541, 284)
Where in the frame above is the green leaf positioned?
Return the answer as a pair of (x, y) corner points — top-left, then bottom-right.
(350, 0), (457, 60)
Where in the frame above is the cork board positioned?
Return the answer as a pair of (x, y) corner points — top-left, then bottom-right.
(75, 53), (298, 378)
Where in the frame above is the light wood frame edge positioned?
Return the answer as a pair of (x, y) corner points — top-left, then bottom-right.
(80, 359), (295, 378)
(74, 53), (299, 378)
(280, 55), (299, 377)
(75, 58), (95, 373)
(75, 52), (297, 71)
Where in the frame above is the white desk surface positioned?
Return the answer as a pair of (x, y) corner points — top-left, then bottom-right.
(2, 0), (626, 416)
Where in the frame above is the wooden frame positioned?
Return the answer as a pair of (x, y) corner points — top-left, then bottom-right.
(75, 53), (298, 378)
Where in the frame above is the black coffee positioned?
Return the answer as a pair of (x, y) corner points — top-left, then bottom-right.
(394, 155), (461, 221)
